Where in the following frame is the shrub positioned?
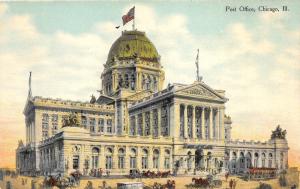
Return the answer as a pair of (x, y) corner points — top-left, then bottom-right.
(256, 182), (272, 189)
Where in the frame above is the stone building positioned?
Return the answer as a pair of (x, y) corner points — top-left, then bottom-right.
(16, 30), (289, 176)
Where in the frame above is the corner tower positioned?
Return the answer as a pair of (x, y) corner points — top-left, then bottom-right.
(101, 30), (165, 96)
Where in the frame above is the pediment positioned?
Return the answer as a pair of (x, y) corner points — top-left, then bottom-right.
(175, 82), (227, 102)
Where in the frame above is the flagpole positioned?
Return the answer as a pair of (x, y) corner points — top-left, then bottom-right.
(132, 6), (135, 30)
(132, 17), (135, 30)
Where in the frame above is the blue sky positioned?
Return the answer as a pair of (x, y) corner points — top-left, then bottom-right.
(0, 1), (299, 168)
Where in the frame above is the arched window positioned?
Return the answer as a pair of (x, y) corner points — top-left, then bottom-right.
(261, 153), (266, 168)
(105, 148), (113, 169)
(153, 149), (160, 169)
(224, 151), (230, 170)
(254, 153), (259, 168)
(231, 152), (237, 170)
(142, 149), (148, 169)
(130, 148), (137, 169)
(246, 152), (252, 168)
(91, 147), (100, 169)
(268, 153), (273, 168)
(239, 152), (245, 169)
(118, 148), (125, 169)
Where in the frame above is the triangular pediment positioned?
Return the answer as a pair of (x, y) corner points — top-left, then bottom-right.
(175, 82), (227, 102)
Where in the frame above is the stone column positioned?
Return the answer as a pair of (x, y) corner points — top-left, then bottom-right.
(103, 118), (107, 134)
(219, 107), (225, 140)
(149, 110), (153, 136)
(135, 115), (138, 136)
(216, 108), (220, 140)
(136, 148), (142, 170)
(157, 107), (161, 137)
(173, 103), (180, 138)
(112, 150), (118, 170)
(201, 107), (206, 139)
(209, 107), (213, 139)
(142, 112), (146, 136)
(125, 147), (130, 170)
(184, 105), (188, 138)
(192, 106), (196, 139)
(26, 124), (28, 144)
(148, 148), (153, 169)
(159, 147), (164, 170)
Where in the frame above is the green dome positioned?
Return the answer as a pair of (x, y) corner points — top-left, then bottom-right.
(107, 30), (160, 63)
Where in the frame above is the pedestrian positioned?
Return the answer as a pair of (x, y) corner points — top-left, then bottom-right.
(233, 179), (237, 189)
(100, 168), (103, 178)
(225, 172), (229, 182)
(229, 179), (233, 189)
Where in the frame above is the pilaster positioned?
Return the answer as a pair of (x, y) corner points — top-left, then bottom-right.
(184, 105), (188, 138)
(209, 107), (213, 139)
(201, 107), (205, 139)
(192, 106), (196, 139)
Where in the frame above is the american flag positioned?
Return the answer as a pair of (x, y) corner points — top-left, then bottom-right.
(122, 6), (135, 26)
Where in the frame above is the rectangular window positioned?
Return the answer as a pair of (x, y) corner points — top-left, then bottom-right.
(42, 113), (49, 121)
(107, 119), (112, 133)
(98, 118), (104, 132)
(81, 116), (87, 128)
(73, 155), (79, 169)
(52, 114), (58, 122)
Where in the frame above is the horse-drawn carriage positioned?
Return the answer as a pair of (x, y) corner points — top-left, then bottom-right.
(246, 168), (277, 180)
(186, 175), (222, 188)
(129, 169), (171, 179)
(42, 171), (82, 188)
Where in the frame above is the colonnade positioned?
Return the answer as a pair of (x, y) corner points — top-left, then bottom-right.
(129, 106), (169, 137)
(179, 104), (224, 140)
(225, 150), (276, 173)
(26, 120), (35, 144)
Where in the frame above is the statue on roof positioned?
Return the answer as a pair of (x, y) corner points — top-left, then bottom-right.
(17, 140), (24, 148)
(62, 113), (80, 127)
(90, 94), (96, 104)
(271, 125), (287, 139)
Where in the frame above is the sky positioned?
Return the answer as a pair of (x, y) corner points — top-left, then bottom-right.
(0, 1), (299, 169)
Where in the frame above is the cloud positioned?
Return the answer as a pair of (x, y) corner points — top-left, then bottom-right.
(0, 3), (7, 16)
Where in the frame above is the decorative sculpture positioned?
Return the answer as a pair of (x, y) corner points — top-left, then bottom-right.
(62, 113), (80, 127)
(271, 125), (287, 139)
(90, 94), (96, 104)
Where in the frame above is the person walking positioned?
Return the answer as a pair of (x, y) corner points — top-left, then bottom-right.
(233, 179), (237, 189)
(229, 179), (233, 189)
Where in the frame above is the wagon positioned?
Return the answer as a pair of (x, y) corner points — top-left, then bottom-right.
(117, 182), (144, 189)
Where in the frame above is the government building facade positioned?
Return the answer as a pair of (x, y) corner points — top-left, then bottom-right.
(16, 30), (289, 176)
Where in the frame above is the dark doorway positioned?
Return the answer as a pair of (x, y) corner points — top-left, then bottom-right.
(195, 148), (204, 169)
